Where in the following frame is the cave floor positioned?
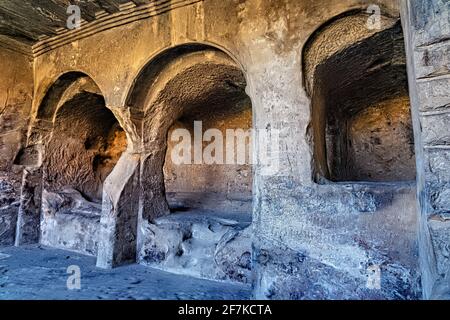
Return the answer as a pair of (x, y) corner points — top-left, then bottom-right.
(0, 245), (252, 300)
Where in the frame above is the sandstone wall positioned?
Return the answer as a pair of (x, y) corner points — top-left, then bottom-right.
(401, 0), (450, 299)
(164, 101), (252, 214)
(0, 48), (33, 246)
(30, 0), (419, 298)
(8, 0), (444, 299)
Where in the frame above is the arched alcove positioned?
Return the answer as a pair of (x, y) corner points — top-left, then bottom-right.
(37, 73), (127, 256)
(303, 12), (416, 183)
(161, 60), (253, 217)
(127, 45), (253, 283)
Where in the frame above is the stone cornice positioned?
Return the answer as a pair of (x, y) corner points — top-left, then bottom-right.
(0, 35), (33, 58)
(20, 0), (203, 58)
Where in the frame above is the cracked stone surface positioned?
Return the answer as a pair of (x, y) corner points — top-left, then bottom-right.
(139, 210), (252, 284)
(0, 245), (251, 300)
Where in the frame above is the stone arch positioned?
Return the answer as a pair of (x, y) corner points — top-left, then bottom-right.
(15, 72), (128, 259)
(127, 44), (252, 219)
(35, 72), (103, 122)
(302, 10), (416, 183)
(127, 44), (254, 282)
(125, 42), (248, 112)
(15, 72), (104, 168)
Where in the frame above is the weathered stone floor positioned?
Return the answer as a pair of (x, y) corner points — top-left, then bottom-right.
(0, 245), (251, 300)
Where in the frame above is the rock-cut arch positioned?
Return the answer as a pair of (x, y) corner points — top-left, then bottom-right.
(126, 44), (254, 283)
(16, 72), (128, 260)
(302, 10), (416, 183)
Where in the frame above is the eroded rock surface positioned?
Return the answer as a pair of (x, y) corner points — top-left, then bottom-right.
(41, 188), (102, 256)
(0, 0), (448, 301)
(0, 174), (20, 246)
(139, 211), (252, 284)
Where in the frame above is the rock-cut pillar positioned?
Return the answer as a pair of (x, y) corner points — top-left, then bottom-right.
(96, 152), (141, 269)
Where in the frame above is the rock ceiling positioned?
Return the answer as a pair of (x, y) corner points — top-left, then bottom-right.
(0, 0), (178, 55)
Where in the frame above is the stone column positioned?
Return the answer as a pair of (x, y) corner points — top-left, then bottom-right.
(15, 119), (52, 245)
(15, 167), (42, 245)
(401, 0), (450, 299)
(96, 152), (141, 269)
